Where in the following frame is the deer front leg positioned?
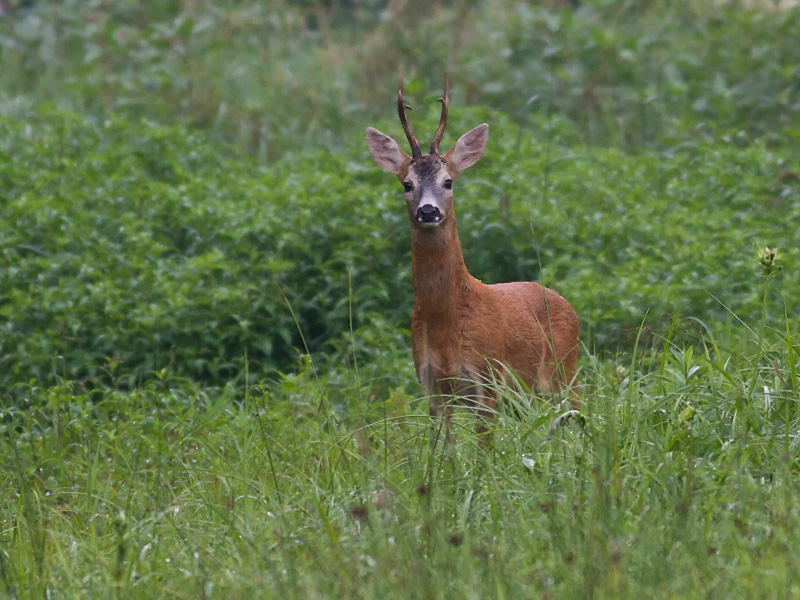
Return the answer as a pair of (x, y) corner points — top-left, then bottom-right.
(456, 366), (497, 439)
(429, 394), (453, 444)
(418, 362), (454, 444)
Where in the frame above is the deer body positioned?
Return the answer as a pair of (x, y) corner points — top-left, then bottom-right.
(366, 77), (579, 430)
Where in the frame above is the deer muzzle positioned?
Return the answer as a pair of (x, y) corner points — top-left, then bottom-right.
(416, 204), (443, 228)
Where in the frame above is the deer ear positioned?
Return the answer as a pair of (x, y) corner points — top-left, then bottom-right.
(366, 127), (411, 176)
(444, 123), (489, 175)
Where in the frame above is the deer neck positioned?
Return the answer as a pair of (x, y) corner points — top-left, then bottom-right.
(410, 218), (471, 318)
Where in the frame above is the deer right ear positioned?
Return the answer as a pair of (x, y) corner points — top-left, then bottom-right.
(366, 127), (410, 176)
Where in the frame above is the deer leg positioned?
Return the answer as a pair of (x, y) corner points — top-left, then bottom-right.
(429, 395), (453, 444)
(561, 342), (581, 409)
(456, 367), (497, 439)
(540, 322), (581, 408)
(473, 393), (496, 439)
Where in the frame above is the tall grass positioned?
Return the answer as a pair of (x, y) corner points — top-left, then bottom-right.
(2, 310), (799, 598)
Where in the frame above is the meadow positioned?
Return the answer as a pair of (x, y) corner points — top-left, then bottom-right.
(2, 1), (800, 597)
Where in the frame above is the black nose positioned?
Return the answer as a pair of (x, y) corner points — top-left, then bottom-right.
(416, 204), (442, 223)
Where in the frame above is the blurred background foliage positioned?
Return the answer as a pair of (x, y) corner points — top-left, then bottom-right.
(1, 0), (799, 390)
(1, 0), (798, 160)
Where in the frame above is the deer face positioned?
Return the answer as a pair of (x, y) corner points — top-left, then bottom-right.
(366, 124), (489, 230)
(402, 155), (453, 229)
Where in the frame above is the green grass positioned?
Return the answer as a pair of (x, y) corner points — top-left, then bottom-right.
(3, 0), (800, 597)
(3, 316), (800, 598)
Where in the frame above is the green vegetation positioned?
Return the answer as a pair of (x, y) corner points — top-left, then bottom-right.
(4, 338), (800, 598)
(2, 0), (800, 598)
(3, 111), (797, 388)
(2, 0), (799, 158)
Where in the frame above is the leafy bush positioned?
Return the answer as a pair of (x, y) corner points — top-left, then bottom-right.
(2, 109), (798, 389)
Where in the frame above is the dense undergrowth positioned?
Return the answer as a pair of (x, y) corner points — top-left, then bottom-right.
(2, 0), (800, 598)
(2, 109), (798, 389)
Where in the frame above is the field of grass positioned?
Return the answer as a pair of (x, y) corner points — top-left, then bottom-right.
(2, 1), (800, 598)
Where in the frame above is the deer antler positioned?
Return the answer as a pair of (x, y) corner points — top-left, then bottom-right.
(397, 79), (422, 160)
(429, 73), (449, 155)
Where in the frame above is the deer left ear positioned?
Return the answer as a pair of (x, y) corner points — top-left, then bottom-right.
(444, 123), (489, 175)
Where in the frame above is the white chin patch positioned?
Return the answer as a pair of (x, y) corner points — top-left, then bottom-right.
(418, 219), (442, 229)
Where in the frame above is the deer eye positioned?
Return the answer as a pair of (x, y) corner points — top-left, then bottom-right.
(403, 181), (413, 192)
(443, 179), (453, 190)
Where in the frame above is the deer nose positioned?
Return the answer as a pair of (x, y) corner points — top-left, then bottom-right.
(416, 204), (442, 225)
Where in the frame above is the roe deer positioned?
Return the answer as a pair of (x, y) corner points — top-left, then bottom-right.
(365, 75), (579, 435)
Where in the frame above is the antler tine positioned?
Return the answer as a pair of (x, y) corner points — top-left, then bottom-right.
(429, 72), (450, 155)
(397, 79), (422, 160)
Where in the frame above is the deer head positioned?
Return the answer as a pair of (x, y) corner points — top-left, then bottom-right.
(366, 75), (489, 232)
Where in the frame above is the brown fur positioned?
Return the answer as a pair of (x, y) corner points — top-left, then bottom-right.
(408, 208), (579, 432)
